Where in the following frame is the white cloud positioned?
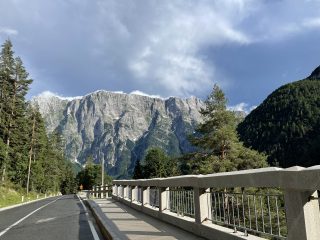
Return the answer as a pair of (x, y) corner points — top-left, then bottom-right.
(303, 18), (320, 28)
(129, 90), (164, 99)
(0, 27), (18, 36)
(94, 0), (255, 97)
(37, 91), (82, 101)
(228, 102), (256, 114)
(3, 0), (320, 104)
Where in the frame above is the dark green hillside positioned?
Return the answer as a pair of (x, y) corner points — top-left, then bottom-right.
(238, 66), (320, 167)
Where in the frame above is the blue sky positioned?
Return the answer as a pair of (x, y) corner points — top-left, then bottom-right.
(0, 0), (320, 112)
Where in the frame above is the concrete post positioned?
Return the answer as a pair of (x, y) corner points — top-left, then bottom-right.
(124, 185), (128, 199)
(115, 185), (118, 197)
(284, 190), (320, 240)
(159, 187), (169, 212)
(131, 186), (137, 202)
(112, 185), (115, 196)
(104, 185), (108, 198)
(101, 185), (105, 198)
(142, 186), (150, 206)
(121, 185), (124, 198)
(128, 185), (132, 201)
(194, 187), (211, 224)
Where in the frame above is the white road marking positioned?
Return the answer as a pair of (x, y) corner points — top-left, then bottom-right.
(0, 196), (63, 237)
(36, 217), (56, 224)
(77, 195), (100, 240)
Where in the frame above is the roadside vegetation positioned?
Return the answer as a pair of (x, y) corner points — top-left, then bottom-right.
(0, 181), (49, 208)
(0, 40), (78, 204)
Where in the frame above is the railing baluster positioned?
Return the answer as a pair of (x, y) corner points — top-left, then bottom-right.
(254, 195), (258, 232)
(236, 195), (240, 227)
(231, 195), (235, 227)
(267, 195), (272, 235)
(248, 195), (252, 230)
(242, 192), (246, 229)
(275, 196), (281, 237)
(260, 195), (265, 233)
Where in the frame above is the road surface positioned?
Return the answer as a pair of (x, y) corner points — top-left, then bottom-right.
(0, 195), (101, 240)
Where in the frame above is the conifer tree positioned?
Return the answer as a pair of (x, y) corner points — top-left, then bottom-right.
(0, 39), (76, 195)
(132, 159), (143, 179)
(0, 40), (32, 182)
(185, 84), (267, 174)
(143, 148), (175, 178)
(0, 40), (15, 182)
(25, 104), (47, 193)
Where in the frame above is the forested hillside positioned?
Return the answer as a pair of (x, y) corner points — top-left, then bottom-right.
(238, 66), (320, 167)
(0, 40), (77, 195)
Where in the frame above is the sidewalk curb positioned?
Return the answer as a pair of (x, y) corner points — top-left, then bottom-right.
(85, 199), (120, 240)
(0, 196), (58, 212)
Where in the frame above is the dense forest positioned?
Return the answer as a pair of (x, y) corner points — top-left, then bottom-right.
(238, 66), (320, 167)
(0, 40), (78, 195)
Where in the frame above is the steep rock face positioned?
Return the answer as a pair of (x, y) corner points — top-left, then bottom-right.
(32, 92), (69, 133)
(32, 91), (203, 178)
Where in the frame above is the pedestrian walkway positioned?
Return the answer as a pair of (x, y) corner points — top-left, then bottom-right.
(87, 198), (204, 240)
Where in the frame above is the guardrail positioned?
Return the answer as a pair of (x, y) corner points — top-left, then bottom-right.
(87, 185), (113, 199)
(94, 166), (320, 240)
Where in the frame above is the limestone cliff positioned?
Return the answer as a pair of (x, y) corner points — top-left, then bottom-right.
(32, 90), (204, 178)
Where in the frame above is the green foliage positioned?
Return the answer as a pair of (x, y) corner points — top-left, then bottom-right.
(0, 40), (33, 184)
(60, 162), (78, 194)
(76, 157), (112, 190)
(181, 84), (267, 174)
(132, 159), (143, 179)
(132, 148), (177, 179)
(238, 69), (320, 167)
(0, 40), (76, 199)
(0, 182), (47, 208)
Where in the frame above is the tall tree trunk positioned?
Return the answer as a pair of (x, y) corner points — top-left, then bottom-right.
(2, 81), (17, 182)
(1, 137), (9, 182)
(27, 111), (36, 195)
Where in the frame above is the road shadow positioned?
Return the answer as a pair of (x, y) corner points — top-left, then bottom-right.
(73, 195), (96, 240)
(93, 198), (203, 240)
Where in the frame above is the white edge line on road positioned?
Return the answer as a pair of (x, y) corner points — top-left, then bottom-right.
(0, 196), (63, 237)
(77, 195), (100, 240)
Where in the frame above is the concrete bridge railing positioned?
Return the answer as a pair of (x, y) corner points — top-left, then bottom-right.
(93, 166), (320, 240)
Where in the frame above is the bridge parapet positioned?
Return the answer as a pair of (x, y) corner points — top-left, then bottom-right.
(93, 166), (320, 240)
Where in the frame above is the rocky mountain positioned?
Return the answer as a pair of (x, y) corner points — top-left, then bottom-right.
(32, 90), (204, 178)
(238, 66), (320, 168)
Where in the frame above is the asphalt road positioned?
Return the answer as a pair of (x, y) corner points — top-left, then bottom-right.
(0, 195), (100, 240)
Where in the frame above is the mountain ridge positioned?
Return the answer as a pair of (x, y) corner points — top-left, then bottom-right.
(32, 90), (204, 178)
(238, 66), (320, 167)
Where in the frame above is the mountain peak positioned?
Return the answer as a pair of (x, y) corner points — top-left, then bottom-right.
(308, 65), (320, 80)
(32, 89), (204, 177)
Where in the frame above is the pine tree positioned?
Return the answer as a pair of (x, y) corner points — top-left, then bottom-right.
(132, 159), (143, 179)
(0, 40), (15, 182)
(0, 40), (32, 183)
(143, 148), (175, 178)
(0, 39), (74, 195)
(185, 84), (267, 174)
(25, 104), (47, 193)
(60, 162), (77, 194)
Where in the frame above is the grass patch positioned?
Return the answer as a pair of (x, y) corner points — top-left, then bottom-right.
(0, 182), (52, 209)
